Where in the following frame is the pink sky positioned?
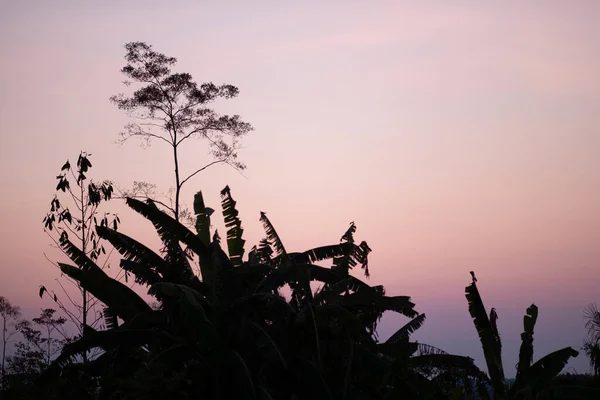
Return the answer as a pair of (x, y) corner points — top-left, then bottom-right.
(1, 0), (599, 376)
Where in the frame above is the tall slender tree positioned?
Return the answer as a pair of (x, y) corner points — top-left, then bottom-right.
(110, 41), (253, 222)
(42, 151), (118, 362)
(0, 296), (24, 390)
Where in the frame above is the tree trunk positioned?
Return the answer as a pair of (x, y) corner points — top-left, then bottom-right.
(2, 317), (6, 390)
(81, 183), (88, 364)
(173, 135), (181, 222)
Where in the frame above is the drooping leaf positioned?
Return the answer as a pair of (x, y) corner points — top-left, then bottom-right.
(248, 238), (273, 265)
(96, 225), (168, 277)
(50, 327), (168, 370)
(59, 237), (104, 275)
(338, 291), (418, 319)
(148, 282), (213, 321)
(126, 197), (210, 259)
(59, 263), (151, 322)
(386, 314), (427, 343)
(331, 223), (372, 277)
(120, 259), (161, 287)
(509, 347), (579, 397)
(126, 197), (210, 282)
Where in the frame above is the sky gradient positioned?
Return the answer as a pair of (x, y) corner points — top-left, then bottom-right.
(1, 0), (599, 376)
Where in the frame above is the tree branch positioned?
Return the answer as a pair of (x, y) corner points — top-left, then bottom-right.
(179, 160), (226, 188)
(175, 121), (222, 147)
(117, 127), (173, 147)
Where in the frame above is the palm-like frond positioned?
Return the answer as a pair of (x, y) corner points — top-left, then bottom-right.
(314, 275), (382, 305)
(386, 314), (427, 344)
(290, 243), (353, 264)
(162, 236), (195, 282)
(51, 328), (167, 369)
(583, 338), (600, 375)
(220, 186), (245, 267)
(259, 212), (286, 258)
(126, 197), (210, 259)
(583, 303), (600, 376)
(584, 303), (600, 337)
(248, 238), (273, 265)
(414, 343), (449, 357)
(59, 263), (152, 322)
(120, 259), (161, 287)
(333, 241), (372, 277)
(95, 225), (168, 275)
(126, 197), (211, 281)
(338, 292), (418, 319)
(331, 223), (372, 277)
(59, 237), (104, 274)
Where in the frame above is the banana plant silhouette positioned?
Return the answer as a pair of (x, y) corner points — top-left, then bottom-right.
(41, 187), (486, 399)
(466, 273), (579, 400)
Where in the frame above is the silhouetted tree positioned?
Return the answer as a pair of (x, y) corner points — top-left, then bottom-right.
(7, 309), (68, 385)
(584, 303), (600, 375)
(0, 296), (25, 390)
(111, 41), (253, 223)
(42, 151), (119, 362)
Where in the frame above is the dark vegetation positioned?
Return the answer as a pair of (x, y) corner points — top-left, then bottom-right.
(1, 42), (598, 399)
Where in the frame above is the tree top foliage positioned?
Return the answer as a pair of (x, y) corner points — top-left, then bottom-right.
(110, 41), (252, 172)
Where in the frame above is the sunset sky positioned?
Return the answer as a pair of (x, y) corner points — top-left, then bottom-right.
(1, 0), (599, 376)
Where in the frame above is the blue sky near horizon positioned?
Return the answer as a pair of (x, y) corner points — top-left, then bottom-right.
(1, 0), (599, 376)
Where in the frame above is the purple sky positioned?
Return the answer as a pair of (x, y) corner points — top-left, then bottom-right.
(1, 0), (599, 377)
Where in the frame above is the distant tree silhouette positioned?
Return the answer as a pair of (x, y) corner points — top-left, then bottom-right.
(583, 303), (600, 375)
(42, 151), (119, 363)
(0, 296), (25, 391)
(7, 309), (68, 384)
(111, 41), (253, 223)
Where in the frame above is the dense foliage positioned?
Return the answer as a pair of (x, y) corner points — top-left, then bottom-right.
(1, 186), (596, 399)
(12, 186), (490, 399)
